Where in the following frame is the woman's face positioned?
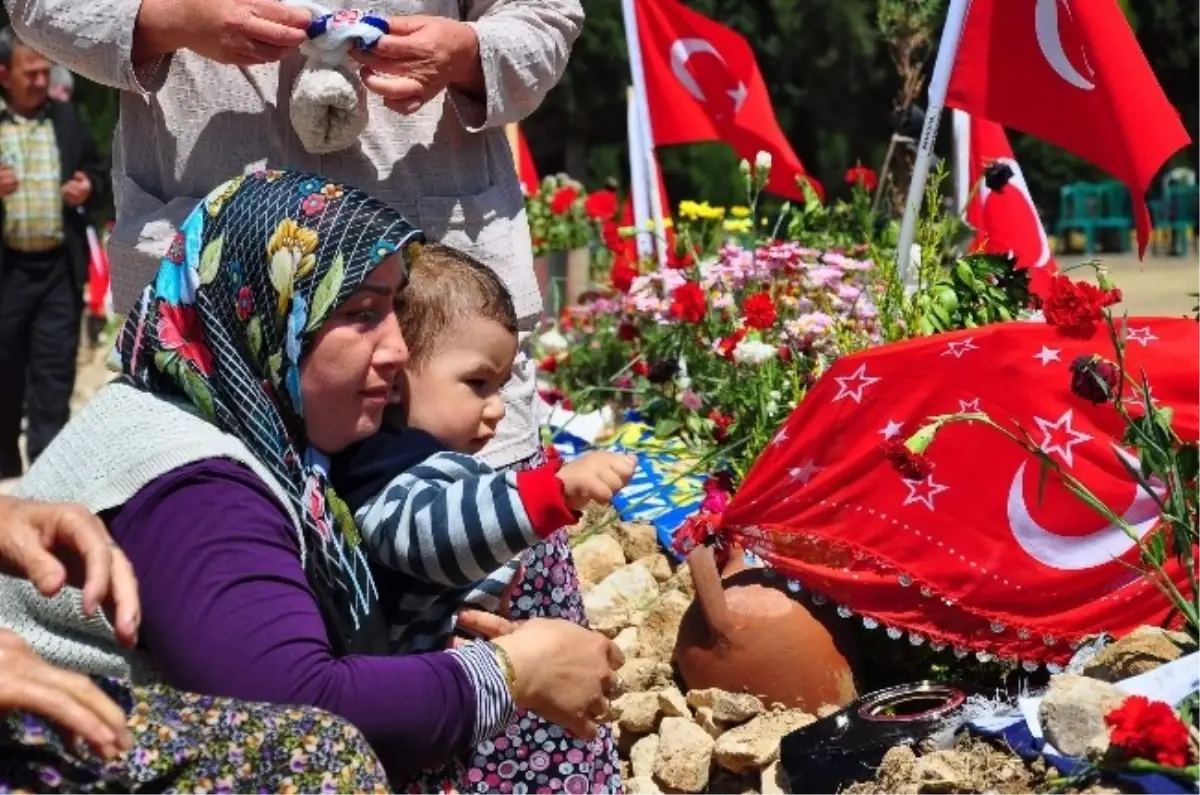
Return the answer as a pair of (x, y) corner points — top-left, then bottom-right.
(300, 254), (407, 452)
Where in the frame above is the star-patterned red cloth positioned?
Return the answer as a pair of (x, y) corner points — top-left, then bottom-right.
(719, 319), (1198, 664)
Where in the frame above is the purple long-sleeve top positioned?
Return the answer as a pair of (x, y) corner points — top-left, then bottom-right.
(107, 458), (490, 781)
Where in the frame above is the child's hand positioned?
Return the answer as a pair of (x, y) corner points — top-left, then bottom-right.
(556, 452), (637, 512)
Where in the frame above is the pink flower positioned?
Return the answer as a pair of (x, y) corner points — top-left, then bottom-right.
(157, 303), (214, 376)
(680, 390), (703, 410)
(300, 193), (326, 217)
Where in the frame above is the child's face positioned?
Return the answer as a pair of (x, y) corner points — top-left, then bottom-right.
(401, 316), (517, 454)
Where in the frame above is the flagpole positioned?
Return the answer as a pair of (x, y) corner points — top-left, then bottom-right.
(951, 109), (971, 215)
(895, 0), (974, 291)
(621, 0), (669, 269)
(626, 87), (654, 259)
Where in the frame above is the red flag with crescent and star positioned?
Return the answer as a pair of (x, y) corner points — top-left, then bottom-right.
(717, 318), (1198, 665)
(634, 0), (820, 202)
(962, 115), (1058, 297)
(946, 0), (1191, 257)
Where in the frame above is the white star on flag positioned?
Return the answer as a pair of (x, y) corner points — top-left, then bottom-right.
(879, 420), (904, 440)
(902, 475), (949, 510)
(770, 428), (789, 446)
(1033, 346), (1061, 366)
(941, 338), (979, 358)
(789, 460), (823, 485)
(1125, 326), (1158, 347)
(832, 363), (880, 404)
(1034, 409), (1093, 468)
(959, 398), (981, 413)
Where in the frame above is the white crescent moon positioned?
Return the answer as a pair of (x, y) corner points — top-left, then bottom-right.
(668, 37), (748, 113)
(978, 157), (1052, 269)
(1007, 444), (1166, 571)
(1035, 0), (1095, 91)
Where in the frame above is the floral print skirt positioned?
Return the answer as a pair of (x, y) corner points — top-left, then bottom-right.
(460, 452), (623, 795)
(0, 678), (390, 794)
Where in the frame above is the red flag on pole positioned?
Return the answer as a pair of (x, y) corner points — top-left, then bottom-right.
(957, 112), (1057, 296)
(946, 0), (1190, 257)
(511, 125), (540, 196)
(633, 0), (820, 201)
(85, 225), (112, 320)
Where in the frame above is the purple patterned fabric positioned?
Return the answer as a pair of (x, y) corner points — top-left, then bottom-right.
(462, 451), (623, 795)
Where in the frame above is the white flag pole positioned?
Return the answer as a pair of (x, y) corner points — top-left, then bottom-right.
(895, 0), (974, 291)
(621, 0), (669, 269)
(951, 109), (971, 215)
(626, 87), (654, 259)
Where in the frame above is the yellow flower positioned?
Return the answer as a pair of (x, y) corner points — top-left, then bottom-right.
(723, 218), (753, 234)
(267, 218), (319, 315)
(204, 176), (244, 217)
(730, 205), (752, 218)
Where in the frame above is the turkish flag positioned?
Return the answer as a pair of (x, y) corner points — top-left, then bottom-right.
(514, 126), (539, 197)
(946, 0), (1191, 257)
(634, 0), (820, 202)
(719, 319), (1197, 665)
(962, 115), (1057, 296)
(85, 225), (112, 319)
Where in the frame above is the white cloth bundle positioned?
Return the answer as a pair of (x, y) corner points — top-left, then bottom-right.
(286, 1), (389, 154)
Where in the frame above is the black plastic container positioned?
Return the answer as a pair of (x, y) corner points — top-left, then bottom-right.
(779, 681), (971, 793)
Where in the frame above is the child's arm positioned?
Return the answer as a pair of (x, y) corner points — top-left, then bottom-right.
(355, 451), (575, 587)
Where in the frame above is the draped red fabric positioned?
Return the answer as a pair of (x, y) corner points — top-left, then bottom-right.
(719, 320), (1198, 665)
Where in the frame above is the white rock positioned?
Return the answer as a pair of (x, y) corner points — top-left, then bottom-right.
(694, 706), (725, 739)
(624, 775), (662, 794)
(687, 688), (765, 725)
(618, 657), (674, 693)
(574, 534), (627, 587)
(637, 553), (673, 583)
(613, 627), (641, 659)
(614, 522), (660, 562)
(714, 710), (816, 774)
(657, 686), (690, 719)
(653, 717), (715, 793)
(630, 733), (659, 778)
(635, 589), (691, 662)
(614, 691), (662, 734)
(1039, 674), (1128, 758)
(761, 759), (789, 794)
(583, 562), (661, 637)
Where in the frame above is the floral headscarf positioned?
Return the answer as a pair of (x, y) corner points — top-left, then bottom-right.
(113, 170), (423, 654)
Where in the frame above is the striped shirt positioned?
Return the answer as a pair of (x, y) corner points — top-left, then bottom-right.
(333, 428), (575, 652)
(0, 102), (64, 252)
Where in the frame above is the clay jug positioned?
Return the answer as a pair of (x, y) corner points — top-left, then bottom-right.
(673, 546), (859, 712)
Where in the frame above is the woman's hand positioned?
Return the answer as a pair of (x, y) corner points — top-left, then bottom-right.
(0, 629), (132, 759)
(350, 16), (484, 115)
(493, 619), (623, 739)
(0, 497), (140, 648)
(133, 0), (311, 66)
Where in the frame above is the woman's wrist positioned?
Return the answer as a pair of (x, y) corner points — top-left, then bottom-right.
(449, 640), (516, 745)
(132, 0), (188, 65)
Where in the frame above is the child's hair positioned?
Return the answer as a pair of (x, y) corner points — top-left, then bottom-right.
(396, 243), (518, 368)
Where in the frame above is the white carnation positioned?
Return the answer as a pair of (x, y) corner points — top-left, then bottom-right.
(732, 339), (776, 365)
(538, 329), (569, 355)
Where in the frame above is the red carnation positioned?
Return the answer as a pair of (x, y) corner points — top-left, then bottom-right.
(584, 189), (618, 222)
(715, 328), (746, 361)
(1105, 696), (1193, 768)
(669, 282), (708, 324)
(549, 185), (579, 216)
(708, 409), (734, 442)
(742, 292), (778, 330)
(845, 163), (878, 193)
(1041, 274), (1122, 339)
(616, 322), (639, 342)
(631, 359), (650, 377)
(538, 355), (559, 373)
(611, 258), (638, 294)
(882, 440), (934, 480)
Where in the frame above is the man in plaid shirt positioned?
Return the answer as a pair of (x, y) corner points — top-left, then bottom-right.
(0, 28), (106, 477)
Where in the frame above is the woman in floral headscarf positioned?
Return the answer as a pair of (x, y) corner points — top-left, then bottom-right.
(0, 170), (622, 791)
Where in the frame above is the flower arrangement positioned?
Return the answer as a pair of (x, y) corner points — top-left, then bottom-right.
(526, 174), (598, 255)
(536, 154), (1033, 484)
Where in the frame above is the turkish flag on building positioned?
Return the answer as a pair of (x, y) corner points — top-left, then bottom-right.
(946, 0), (1190, 257)
(955, 111), (1057, 296)
(720, 319), (1197, 665)
(634, 0), (820, 201)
